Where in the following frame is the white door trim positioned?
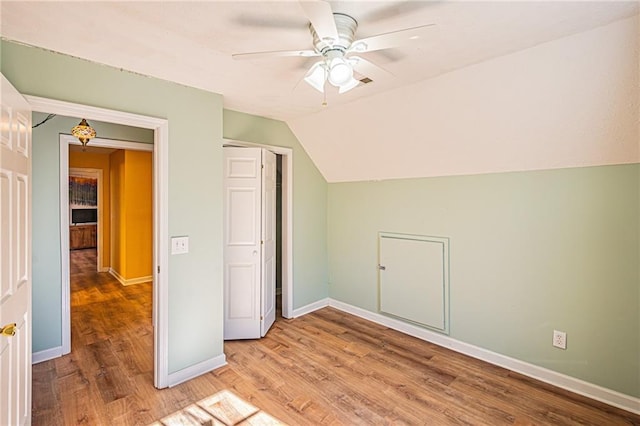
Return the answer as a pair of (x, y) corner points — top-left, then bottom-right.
(223, 139), (294, 319)
(26, 95), (170, 389)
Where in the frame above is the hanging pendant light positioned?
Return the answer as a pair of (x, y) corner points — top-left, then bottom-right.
(71, 119), (96, 147)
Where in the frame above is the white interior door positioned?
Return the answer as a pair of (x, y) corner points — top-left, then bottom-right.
(261, 149), (276, 336)
(0, 74), (32, 426)
(223, 147), (261, 339)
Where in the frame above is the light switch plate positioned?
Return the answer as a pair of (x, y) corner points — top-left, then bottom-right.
(171, 236), (189, 255)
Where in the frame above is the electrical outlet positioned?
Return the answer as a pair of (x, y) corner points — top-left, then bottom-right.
(553, 330), (567, 350)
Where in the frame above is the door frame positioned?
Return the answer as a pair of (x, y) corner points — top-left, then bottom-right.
(25, 95), (170, 388)
(223, 139), (293, 319)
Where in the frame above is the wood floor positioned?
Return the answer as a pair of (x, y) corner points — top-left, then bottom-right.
(31, 249), (639, 425)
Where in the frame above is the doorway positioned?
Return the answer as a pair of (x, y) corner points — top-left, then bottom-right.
(68, 168), (102, 270)
(27, 95), (170, 388)
(223, 139), (294, 321)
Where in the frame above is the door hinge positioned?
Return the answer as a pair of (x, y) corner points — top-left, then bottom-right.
(378, 265), (386, 271)
(261, 240), (264, 245)
(157, 265), (160, 274)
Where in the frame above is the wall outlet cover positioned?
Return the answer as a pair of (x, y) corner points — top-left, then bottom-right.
(553, 330), (567, 350)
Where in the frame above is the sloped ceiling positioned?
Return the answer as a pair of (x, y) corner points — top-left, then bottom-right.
(2, 1), (638, 181)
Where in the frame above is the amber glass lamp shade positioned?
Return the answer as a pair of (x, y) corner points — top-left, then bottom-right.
(71, 119), (97, 147)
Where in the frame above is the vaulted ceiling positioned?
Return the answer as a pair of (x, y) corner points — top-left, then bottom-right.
(2, 1), (638, 181)
(2, 1), (636, 120)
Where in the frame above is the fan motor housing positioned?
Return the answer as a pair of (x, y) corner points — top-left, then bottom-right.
(310, 13), (358, 56)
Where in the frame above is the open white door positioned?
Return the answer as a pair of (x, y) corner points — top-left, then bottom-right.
(0, 74), (32, 426)
(261, 149), (276, 336)
(223, 147), (276, 340)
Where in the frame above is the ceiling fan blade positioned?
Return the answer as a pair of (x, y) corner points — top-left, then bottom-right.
(350, 56), (394, 82)
(232, 49), (319, 60)
(233, 14), (305, 30)
(299, 0), (338, 42)
(350, 24), (436, 53)
(362, 1), (443, 23)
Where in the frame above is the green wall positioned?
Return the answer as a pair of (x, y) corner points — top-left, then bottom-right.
(328, 164), (639, 397)
(5, 39), (636, 400)
(223, 109), (328, 307)
(2, 41), (224, 374)
(30, 112), (152, 352)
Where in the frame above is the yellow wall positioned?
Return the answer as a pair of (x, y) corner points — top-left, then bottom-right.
(69, 151), (111, 269)
(110, 150), (125, 277)
(109, 149), (152, 282)
(124, 150), (153, 279)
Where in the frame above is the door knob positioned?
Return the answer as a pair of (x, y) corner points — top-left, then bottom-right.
(1, 323), (16, 337)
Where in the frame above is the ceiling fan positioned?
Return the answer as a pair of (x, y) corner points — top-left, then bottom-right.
(232, 0), (435, 94)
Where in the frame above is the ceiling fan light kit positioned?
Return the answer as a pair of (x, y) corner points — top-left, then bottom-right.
(233, 0), (435, 98)
(304, 13), (360, 94)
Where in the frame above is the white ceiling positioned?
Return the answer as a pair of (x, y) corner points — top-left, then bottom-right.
(2, 1), (638, 122)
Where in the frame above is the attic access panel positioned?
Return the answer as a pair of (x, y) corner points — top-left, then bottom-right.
(378, 232), (450, 334)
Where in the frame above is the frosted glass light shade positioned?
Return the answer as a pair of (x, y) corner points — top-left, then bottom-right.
(338, 77), (359, 94)
(328, 58), (353, 86)
(304, 62), (326, 93)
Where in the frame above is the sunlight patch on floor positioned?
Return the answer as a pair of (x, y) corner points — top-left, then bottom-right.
(149, 389), (286, 425)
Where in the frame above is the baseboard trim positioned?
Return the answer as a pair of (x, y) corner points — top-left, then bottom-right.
(292, 297), (329, 318)
(32, 346), (64, 364)
(327, 298), (640, 415)
(167, 354), (227, 388)
(109, 268), (152, 286)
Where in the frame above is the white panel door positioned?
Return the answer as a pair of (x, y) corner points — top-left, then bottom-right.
(260, 149), (276, 336)
(223, 147), (277, 340)
(0, 74), (32, 426)
(223, 147), (262, 339)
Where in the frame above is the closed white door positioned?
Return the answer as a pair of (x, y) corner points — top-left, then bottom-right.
(223, 147), (276, 340)
(0, 74), (32, 426)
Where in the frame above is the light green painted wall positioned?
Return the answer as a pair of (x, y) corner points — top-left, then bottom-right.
(328, 164), (639, 397)
(2, 41), (224, 374)
(30, 112), (152, 352)
(223, 109), (328, 307)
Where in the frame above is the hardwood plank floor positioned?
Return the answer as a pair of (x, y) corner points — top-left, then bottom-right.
(32, 249), (640, 425)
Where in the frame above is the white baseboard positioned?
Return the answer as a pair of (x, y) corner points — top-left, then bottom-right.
(167, 354), (227, 388)
(326, 298), (640, 415)
(32, 346), (64, 364)
(292, 297), (329, 318)
(109, 268), (152, 286)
